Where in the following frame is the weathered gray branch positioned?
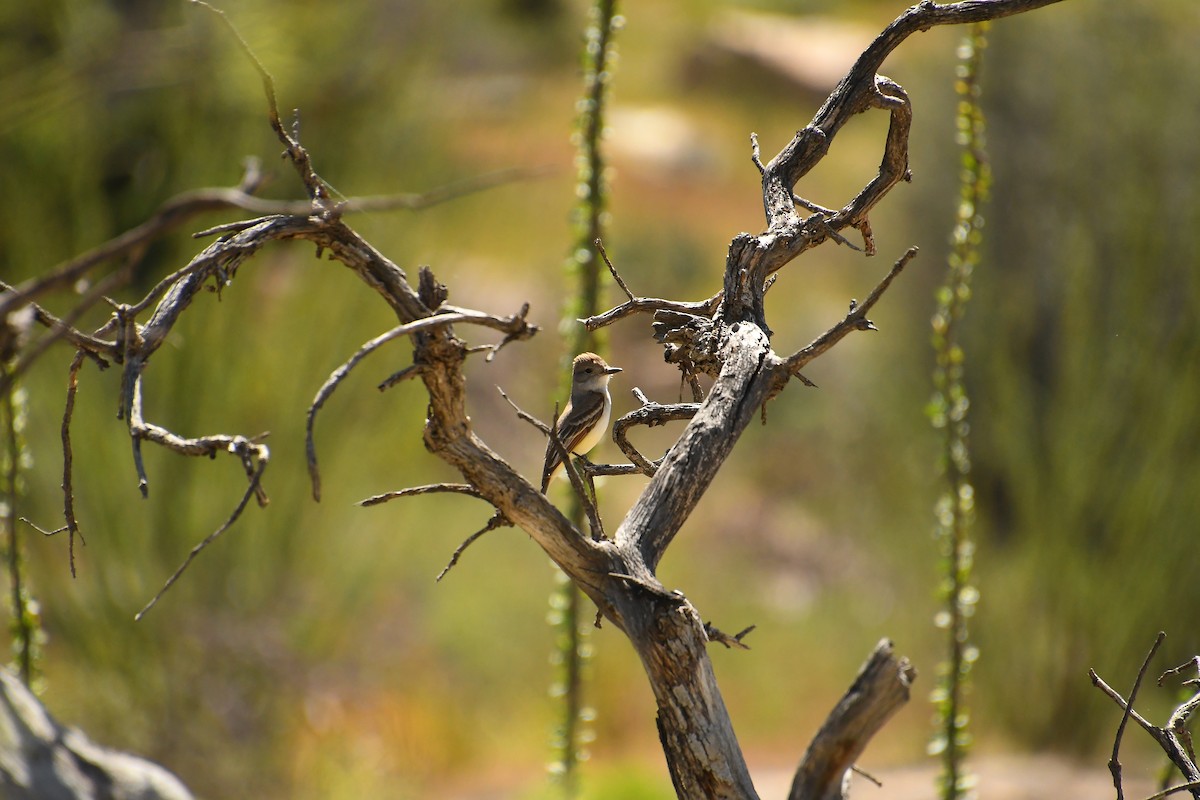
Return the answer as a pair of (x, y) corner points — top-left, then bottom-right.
(611, 392), (701, 477)
(788, 640), (916, 800)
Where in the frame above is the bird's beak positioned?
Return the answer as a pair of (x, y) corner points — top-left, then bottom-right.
(605, 366), (623, 375)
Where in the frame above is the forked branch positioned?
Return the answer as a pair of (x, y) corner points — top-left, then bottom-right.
(1091, 633), (1200, 800)
(789, 640), (916, 800)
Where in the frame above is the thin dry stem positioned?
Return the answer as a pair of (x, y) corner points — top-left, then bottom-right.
(60, 351), (86, 576)
(783, 246), (917, 379)
(134, 456), (268, 621)
(436, 511), (511, 582)
(595, 238), (635, 301)
(359, 483), (483, 507)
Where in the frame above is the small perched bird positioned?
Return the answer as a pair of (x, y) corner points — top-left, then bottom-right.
(541, 352), (622, 492)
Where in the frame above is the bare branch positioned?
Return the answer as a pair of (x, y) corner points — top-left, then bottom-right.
(704, 622), (756, 650)
(359, 483), (483, 507)
(436, 511), (512, 582)
(378, 364), (423, 392)
(18, 518), (68, 537)
(1143, 782), (1200, 800)
(783, 246), (917, 379)
(749, 132), (766, 175)
(0, 270), (127, 396)
(1104, 632), (1167, 800)
(127, 367), (271, 504)
(0, 164), (539, 323)
(1092, 638), (1200, 798)
(788, 639), (916, 800)
(191, 0), (335, 205)
(439, 303), (537, 358)
(1091, 670), (1162, 739)
(10, 2), (1069, 794)
(611, 392), (701, 477)
(1159, 657), (1200, 687)
(792, 196), (836, 217)
(584, 293), (722, 333)
(579, 460), (654, 480)
(134, 455), (268, 621)
(772, 0), (1068, 200)
(307, 309), (532, 501)
(735, 1), (1068, 284)
(0, 163), (262, 318)
(60, 351), (86, 576)
(595, 238), (635, 301)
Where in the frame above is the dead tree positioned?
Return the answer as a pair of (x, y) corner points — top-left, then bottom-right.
(2, 1), (1068, 797)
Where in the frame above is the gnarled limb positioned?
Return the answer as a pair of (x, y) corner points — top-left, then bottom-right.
(789, 640), (916, 800)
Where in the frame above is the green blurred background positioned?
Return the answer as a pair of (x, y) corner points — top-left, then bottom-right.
(3, 1), (1199, 797)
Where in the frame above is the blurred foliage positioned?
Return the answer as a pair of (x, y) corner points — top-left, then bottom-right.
(548, 0), (620, 794)
(927, 23), (989, 800)
(2, 0), (1198, 798)
(951, 1), (1200, 753)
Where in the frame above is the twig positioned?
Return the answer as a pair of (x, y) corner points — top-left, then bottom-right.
(580, 461), (653, 479)
(750, 132), (766, 174)
(1159, 658), (1200, 687)
(856, 216), (877, 257)
(127, 366), (272, 504)
(1105, 632), (1167, 800)
(814, 214), (864, 252)
(783, 246), (918, 378)
(306, 312), (473, 501)
(1091, 648), (1200, 797)
(134, 455), (268, 621)
(1162, 659), (1200, 777)
(611, 391), (701, 477)
(583, 293), (722, 332)
(359, 483), (483, 506)
(60, 351), (86, 576)
(0, 269), (128, 396)
(595, 238), (634, 301)
(18, 519), (68, 537)
(1091, 670), (1162, 739)
(436, 511), (511, 582)
(341, 165), (554, 212)
(440, 302), (536, 360)
(607, 571), (678, 601)
(851, 764), (883, 788)
(307, 309), (531, 500)
(1143, 781), (1200, 800)
(704, 622), (756, 650)
(378, 364), (422, 392)
(129, 385), (150, 497)
(793, 195), (836, 216)
(190, 0), (333, 205)
(0, 165), (541, 319)
(124, 223), (266, 318)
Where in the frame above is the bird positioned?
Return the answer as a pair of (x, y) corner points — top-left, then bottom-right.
(541, 352), (622, 492)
